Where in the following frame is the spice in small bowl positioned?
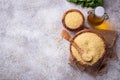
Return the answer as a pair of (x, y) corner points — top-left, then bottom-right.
(62, 9), (85, 31)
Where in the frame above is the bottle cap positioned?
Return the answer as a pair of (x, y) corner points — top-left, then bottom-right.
(95, 6), (105, 17)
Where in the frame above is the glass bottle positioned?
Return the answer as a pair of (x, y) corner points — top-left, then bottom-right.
(87, 6), (110, 30)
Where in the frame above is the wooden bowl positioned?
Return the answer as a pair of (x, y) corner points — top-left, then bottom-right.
(70, 29), (106, 67)
(62, 9), (85, 31)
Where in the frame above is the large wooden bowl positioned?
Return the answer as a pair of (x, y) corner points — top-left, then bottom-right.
(70, 30), (106, 66)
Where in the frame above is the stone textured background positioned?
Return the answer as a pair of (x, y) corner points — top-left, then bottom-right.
(0, 0), (120, 80)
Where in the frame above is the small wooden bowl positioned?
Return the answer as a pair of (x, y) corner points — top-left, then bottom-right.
(62, 9), (85, 32)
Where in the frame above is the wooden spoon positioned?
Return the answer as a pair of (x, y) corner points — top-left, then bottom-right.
(61, 29), (93, 62)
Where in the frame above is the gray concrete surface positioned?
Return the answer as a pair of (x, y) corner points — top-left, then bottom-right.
(0, 0), (120, 80)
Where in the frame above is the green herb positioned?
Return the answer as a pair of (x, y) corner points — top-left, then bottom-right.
(67, 0), (103, 8)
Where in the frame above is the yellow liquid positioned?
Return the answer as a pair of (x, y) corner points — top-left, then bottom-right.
(94, 21), (111, 30)
(87, 13), (111, 30)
